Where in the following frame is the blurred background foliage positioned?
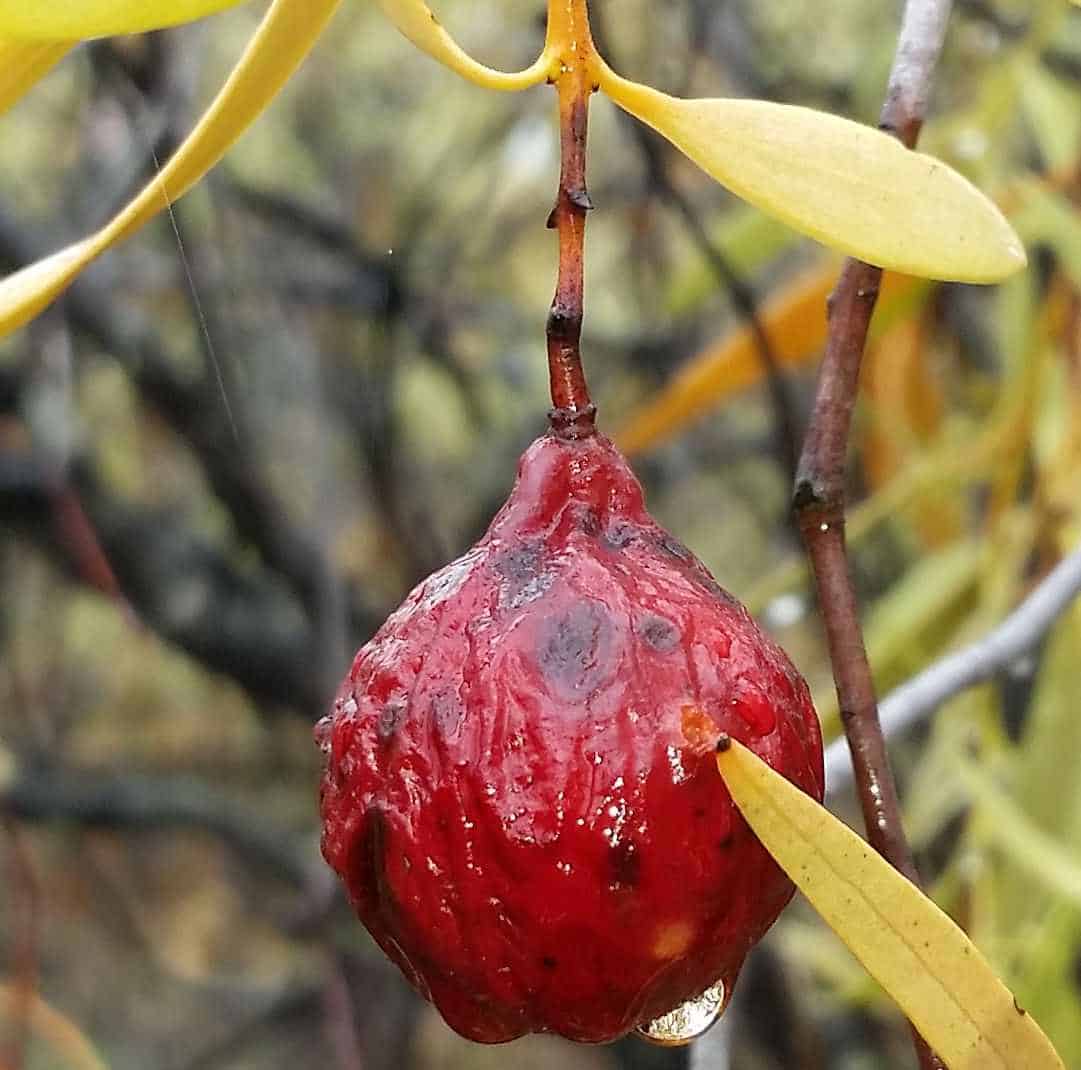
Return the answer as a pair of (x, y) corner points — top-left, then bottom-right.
(1, 0), (1080, 1067)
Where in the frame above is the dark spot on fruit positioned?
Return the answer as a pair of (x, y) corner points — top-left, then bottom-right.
(609, 840), (640, 888)
(541, 955), (558, 970)
(498, 542), (542, 581)
(659, 534), (692, 562)
(602, 521), (637, 550)
(496, 542), (554, 609)
(350, 808), (391, 914)
(639, 613), (679, 652)
(537, 600), (616, 702)
(378, 700), (406, 742)
(694, 807), (706, 819)
(700, 573), (731, 600)
(431, 691), (464, 740)
(572, 504), (600, 536)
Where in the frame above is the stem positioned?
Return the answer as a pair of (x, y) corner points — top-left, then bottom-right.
(544, 0), (596, 438)
(793, 2), (953, 1068)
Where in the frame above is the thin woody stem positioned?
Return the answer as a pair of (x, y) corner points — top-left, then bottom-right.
(793, 2), (953, 1069)
(545, 0), (596, 438)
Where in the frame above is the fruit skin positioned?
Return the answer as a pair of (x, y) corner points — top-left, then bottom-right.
(318, 431), (824, 1044)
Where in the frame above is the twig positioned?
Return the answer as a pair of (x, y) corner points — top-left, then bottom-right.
(629, 124), (801, 484)
(792, 2), (953, 1067)
(322, 955), (366, 1070)
(589, 3), (801, 485)
(544, 0), (597, 438)
(826, 544), (1081, 794)
(2, 764), (319, 891)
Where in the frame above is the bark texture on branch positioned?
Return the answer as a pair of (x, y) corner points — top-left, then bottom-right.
(793, 2), (954, 1067)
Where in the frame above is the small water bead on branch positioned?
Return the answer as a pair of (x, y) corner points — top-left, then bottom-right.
(792, 2), (958, 1068)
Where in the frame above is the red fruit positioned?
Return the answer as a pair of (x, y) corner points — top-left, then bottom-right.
(318, 431), (823, 1044)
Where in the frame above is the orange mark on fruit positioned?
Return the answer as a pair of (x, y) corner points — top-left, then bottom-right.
(653, 920), (695, 960)
(681, 705), (720, 754)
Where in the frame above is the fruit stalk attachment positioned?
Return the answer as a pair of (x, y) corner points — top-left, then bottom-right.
(793, 2), (954, 1068)
(544, 0), (596, 438)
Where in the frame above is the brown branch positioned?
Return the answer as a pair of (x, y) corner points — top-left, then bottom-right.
(545, 0), (597, 439)
(792, 2), (953, 1068)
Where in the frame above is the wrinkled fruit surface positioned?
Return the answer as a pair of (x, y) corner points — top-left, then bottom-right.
(318, 431), (824, 1044)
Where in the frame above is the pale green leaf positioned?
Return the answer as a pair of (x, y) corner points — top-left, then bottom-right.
(715, 738), (1065, 1069)
(0, 0), (342, 339)
(959, 760), (1081, 912)
(377, 0), (550, 91)
(0, 37), (71, 114)
(598, 68), (1026, 283)
(1012, 183), (1081, 293)
(0, 0), (248, 40)
(1019, 64), (1081, 172)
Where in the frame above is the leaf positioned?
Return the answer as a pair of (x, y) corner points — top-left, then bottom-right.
(0, 0), (342, 340)
(715, 738), (1065, 1070)
(614, 266), (922, 454)
(0, 983), (110, 1070)
(597, 67), (1026, 283)
(0, 0), (248, 39)
(1019, 64), (1081, 172)
(959, 761), (1081, 913)
(0, 37), (71, 115)
(376, 0), (550, 91)
(1012, 183), (1081, 293)
(862, 318), (962, 546)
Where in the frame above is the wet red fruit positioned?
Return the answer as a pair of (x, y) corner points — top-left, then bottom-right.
(318, 430), (823, 1044)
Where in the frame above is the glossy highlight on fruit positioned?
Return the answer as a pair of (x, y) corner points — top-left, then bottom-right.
(318, 430), (824, 1044)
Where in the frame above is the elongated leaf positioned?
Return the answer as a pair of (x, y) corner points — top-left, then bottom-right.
(614, 267), (922, 454)
(959, 761), (1081, 912)
(377, 0), (550, 91)
(0, 0), (341, 339)
(598, 68), (1026, 283)
(0, 0), (248, 39)
(0, 37), (71, 114)
(715, 738), (1065, 1069)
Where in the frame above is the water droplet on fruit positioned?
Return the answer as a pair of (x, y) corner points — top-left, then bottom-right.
(732, 686), (777, 736)
(635, 981), (726, 1046)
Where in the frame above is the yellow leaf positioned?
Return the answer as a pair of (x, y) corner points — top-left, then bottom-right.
(0, 0), (248, 39)
(377, 0), (551, 91)
(0, 0), (342, 339)
(597, 67), (1026, 284)
(0, 982), (110, 1070)
(715, 738), (1065, 1070)
(0, 37), (71, 114)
